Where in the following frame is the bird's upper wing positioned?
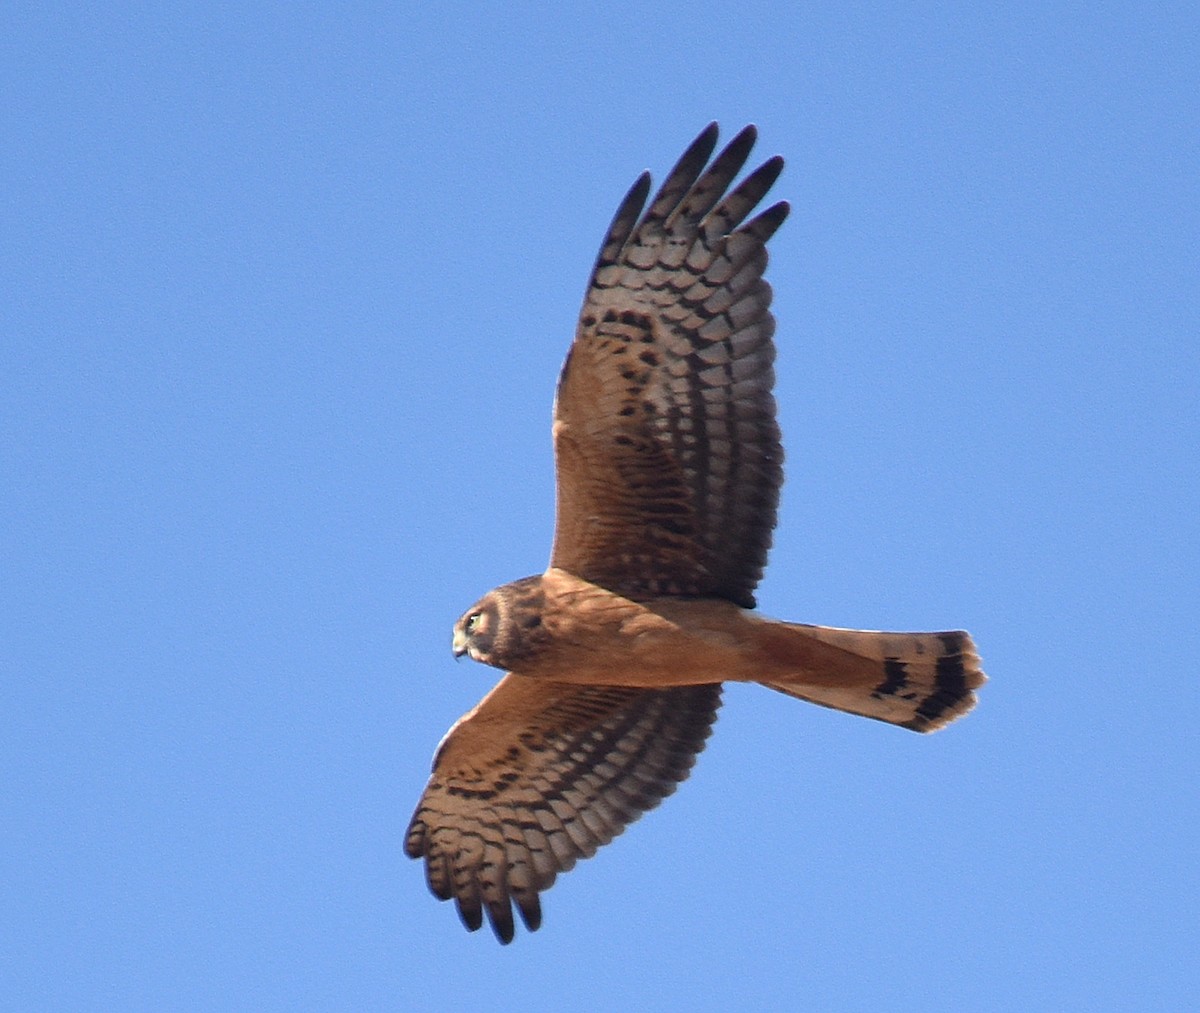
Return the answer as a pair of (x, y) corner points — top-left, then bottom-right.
(404, 677), (721, 943)
(550, 124), (789, 608)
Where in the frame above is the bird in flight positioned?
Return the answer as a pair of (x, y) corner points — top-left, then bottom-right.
(405, 123), (986, 943)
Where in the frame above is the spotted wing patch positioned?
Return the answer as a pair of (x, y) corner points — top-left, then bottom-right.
(551, 124), (788, 607)
(405, 677), (722, 943)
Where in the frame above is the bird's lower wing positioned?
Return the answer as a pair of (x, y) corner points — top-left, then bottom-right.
(405, 676), (722, 943)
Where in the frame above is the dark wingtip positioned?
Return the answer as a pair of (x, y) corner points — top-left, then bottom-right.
(766, 199), (791, 226)
(730, 122), (757, 145)
(670, 123), (722, 188)
(760, 153), (785, 181)
(480, 895), (538, 943)
(617, 169), (653, 222)
(456, 896), (484, 933)
(718, 125), (759, 174)
(489, 907), (516, 945)
(743, 200), (791, 244)
(517, 893), (543, 933)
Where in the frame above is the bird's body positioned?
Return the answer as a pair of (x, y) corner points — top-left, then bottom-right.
(405, 124), (987, 943)
(455, 568), (979, 727)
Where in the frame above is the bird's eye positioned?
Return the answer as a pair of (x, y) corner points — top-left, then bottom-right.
(464, 612), (482, 634)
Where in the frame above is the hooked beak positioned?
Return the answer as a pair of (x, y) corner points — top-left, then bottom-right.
(452, 629), (468, 660)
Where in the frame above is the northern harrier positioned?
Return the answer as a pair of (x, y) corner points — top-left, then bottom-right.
(405, 124), (985, 943)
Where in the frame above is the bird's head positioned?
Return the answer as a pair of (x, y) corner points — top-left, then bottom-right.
(452, 575), (547, 670)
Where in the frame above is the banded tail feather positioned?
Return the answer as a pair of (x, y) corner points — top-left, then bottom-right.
(756, 622), (985, 732)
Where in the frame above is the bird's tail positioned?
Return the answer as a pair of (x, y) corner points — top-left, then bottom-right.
(753, 621), (986, 733)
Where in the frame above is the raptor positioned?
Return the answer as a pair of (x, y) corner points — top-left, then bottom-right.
(405, 124), (986, 943)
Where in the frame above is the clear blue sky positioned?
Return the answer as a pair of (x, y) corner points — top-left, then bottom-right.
(4, 5), (1197, 1011)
